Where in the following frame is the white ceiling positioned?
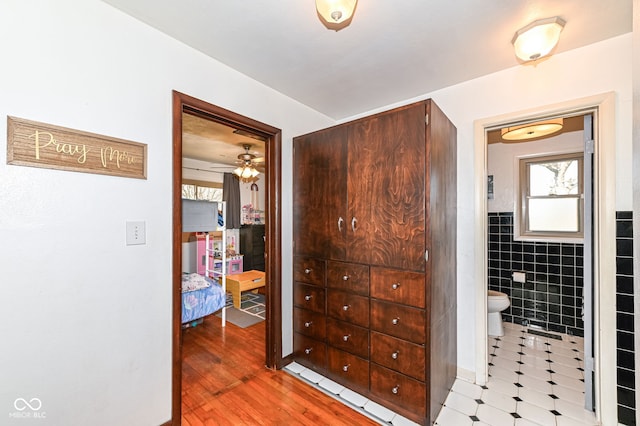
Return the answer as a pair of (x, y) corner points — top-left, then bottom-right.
(103, 0), (631, 121)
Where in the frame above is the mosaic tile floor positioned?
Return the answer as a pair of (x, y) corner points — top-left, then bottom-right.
(435, 322), (599, 426)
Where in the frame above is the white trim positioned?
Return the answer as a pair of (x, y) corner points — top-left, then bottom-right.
(473, 92), (617, 425)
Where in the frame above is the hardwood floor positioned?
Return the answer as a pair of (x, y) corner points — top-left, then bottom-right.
(181, 315), (378, 425)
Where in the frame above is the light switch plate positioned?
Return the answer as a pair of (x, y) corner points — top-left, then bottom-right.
(126, 221), (146, 245)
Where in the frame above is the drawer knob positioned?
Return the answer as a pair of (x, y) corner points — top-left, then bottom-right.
(342, 364), (350, 372)
(392, 385), (400, 395)
(342, 334), (350, 342)
(342, 304), (350, 311)
(392, 317), (400, 325)
(304, 295), (313, 301)
(304, 268), (313, 274)
(391, 351), (399, 360)
(391, 282), (401, 290)
(342, 275), (350, 281)
(304, 348), (313, 355)
(304, 321), (313, 328)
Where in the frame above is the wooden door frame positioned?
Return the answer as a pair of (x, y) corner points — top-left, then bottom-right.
(170, 90), (283, 425)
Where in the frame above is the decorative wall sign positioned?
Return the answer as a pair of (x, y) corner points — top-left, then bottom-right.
(7, 116), (147, 179)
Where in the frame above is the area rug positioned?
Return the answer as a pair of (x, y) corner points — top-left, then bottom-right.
(216, 293), (265, 328)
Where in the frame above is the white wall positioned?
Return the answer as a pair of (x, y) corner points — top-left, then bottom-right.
(345, 34), (632, 373)
(0, 1), (333, 425)
(487, 131), (584, 213)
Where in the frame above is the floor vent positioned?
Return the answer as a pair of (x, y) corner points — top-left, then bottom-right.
(526, 329), (563, 340)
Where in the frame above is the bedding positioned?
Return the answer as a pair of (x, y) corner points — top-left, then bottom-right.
(181, 273), (226, 324)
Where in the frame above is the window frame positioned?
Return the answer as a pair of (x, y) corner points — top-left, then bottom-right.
(515, 152), (584, 243)
(181, 179), (223, 202)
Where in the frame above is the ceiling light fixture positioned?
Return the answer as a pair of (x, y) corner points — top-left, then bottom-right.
(512, 17), (566, 62)
(501, 118), (564, 141)
(233, 144), (260, 182)
(316, 0), (357, 31)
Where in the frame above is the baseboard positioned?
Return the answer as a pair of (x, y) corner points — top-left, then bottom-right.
(456, 367), (475, 383)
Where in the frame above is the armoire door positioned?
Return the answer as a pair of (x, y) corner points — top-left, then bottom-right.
(346, 104), (426, 271)
(293, 127), (348, 259)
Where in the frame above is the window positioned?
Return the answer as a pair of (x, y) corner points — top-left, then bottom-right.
(181, 180), (223, 202)
(516, 152), (583, 241)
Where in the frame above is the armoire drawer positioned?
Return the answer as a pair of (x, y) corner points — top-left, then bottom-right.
(326, 289), (369, 327)
(326, 318), (369, 359)
(293, 256), (325, 287)
(327, 261), (369, 295)
(293, 282), (325, 313)
(370, 364), (426, 418)
(293, 307), (326, 340)
(294, 332), (326, 371)
(370, 331), (425, 381)
(327, 347), (369, 393)
(371, 267), (425, 308)
(370, 300), (425, 344)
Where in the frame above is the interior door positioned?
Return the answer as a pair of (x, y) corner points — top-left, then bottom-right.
(582, 113), (595, 411)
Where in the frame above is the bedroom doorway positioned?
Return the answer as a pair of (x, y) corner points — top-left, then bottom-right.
(171, 91), (283, 425)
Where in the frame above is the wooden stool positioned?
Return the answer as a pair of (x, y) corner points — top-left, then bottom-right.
(225, 270), (265, 309)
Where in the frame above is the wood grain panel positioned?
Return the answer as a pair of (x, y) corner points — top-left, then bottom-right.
(293, 128), (347, 260)
(293, 256), (325, 287)
(326, 260), (369, 295)
(370, 267), (425, 308)
(370, 300), (425, 344)
(293, 307), (326, 340)
(293, 282), (326, 313)
(370, 331), (425, 381)
(327, 347), (370, 393)
(326, 318), (369, 359)
(327, 290), (370, 327)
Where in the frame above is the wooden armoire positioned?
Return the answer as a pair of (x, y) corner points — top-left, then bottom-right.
(292, 99), (457, 425)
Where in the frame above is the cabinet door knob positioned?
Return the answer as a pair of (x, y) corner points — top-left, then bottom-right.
(338, 216), (344, 232)
(342, 305), (350, 311)
(392, 385), (400, 395)
(304, 321), (313, 328)
(391, 282), (401, 290)
(342, 334), (350, 342)
(304, 348), (313, 355)
(392, 317), (399, 325)
(342, 275), (350, 281)
(342, 364), (350, 372)
(391, 351), (399, 360)
(304, 295), (313, 301)
(351, 217), (357, 232)
(304, 268), (312, 274)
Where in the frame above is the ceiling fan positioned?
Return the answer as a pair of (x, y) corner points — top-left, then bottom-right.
(233, 144), (264, 181)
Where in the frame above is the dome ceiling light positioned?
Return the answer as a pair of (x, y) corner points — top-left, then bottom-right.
(316, 0), (357, 31)
(501, 118), (564, 141)
(512, 17), (566, 62)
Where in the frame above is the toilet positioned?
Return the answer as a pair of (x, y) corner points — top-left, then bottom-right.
(487, 290), (511, 336)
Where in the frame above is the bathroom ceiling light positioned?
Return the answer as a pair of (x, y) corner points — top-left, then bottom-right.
(501, 118), (564, 141)
(316, 0), (357, 31)
(512, 17), (566, 62)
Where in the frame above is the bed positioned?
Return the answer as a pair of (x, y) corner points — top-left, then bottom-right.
(181, 273), (226, 325)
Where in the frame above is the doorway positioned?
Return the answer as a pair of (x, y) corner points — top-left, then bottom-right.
(473, 92), (618, 424)
(171, 91), (283, 425)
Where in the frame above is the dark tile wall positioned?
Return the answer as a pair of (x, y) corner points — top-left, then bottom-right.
(488, 212), (585, 336)
(616, 211), (635, 425)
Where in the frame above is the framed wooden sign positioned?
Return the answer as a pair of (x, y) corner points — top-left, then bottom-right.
(7, 116), (147, 179)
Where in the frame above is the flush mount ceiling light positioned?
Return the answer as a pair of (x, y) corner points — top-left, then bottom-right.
(501, 118), (564, 141)
(316, 0), (357, 31)
(512, 17), (566, 62)
(233, 144), (260, 182)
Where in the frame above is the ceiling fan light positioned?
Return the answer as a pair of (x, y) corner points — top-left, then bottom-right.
(316, 0), (357, 30)
(501, 118), (564, 141)
(512, 17), (565, 62)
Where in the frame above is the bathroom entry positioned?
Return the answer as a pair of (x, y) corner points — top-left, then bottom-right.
(485, 111), (595, 410)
